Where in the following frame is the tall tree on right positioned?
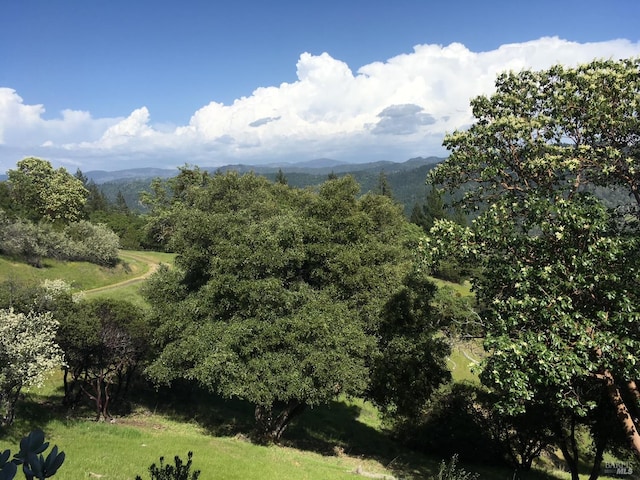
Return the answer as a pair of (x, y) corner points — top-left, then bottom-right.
(426, 58), (640, 477)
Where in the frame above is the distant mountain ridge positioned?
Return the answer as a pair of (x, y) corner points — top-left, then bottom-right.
(94, 156), (445, 216)
(84, 156), (443, 184)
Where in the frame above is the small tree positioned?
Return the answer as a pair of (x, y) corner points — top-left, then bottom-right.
(57, 299), (149, 421)
(7, 157), (87, 223)
(0, 310), (64, 426)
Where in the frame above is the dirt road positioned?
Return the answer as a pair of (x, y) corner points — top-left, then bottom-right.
(81, 251), (164, 295)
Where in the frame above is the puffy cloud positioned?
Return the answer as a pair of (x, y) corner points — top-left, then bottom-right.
(1, 37), (640, 171)
(0, 88), (118, 147)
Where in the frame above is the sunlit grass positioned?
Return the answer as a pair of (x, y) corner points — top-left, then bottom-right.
(0, 255), (142, 291)
(2, 377), (401, 480)
(0, 250), (175, 307)
(428, 276), (473, 297)
(448, 340), (484, 384)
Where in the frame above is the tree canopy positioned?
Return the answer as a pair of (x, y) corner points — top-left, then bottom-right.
(143, 171), (446, 440)
(0, 308), (64, 425)
(7, 157), (88, 223)
(425, 58), (640, 475)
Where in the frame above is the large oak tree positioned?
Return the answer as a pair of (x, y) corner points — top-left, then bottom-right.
(143, 172), (448, 441)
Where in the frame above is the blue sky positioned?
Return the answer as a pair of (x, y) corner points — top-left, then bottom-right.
(1, 0), (639, 172)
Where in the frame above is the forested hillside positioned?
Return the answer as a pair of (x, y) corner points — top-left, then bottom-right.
(95, 157), (442, 215)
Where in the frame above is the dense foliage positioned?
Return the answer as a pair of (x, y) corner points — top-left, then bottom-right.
(6, 158), (87, 223)
(0, 214), (120, 267)
(426, 58), (640, 477)
(143, 171), (450, 440)
(57, 298), (151, 421)
(0, 309), (63, 426)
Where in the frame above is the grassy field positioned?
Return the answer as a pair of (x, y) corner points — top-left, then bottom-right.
(0, 372), (427, 480)
(0, 250), (175, 307)
(1, 371), (580, 480)
(0, 252), (623, 479)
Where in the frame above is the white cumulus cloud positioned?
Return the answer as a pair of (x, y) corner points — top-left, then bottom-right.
(1, 37), (640, 171)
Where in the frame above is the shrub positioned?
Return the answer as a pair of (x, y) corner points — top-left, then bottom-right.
(0, 220), (47, 267)
(135, 452), (201, 480)
(0, 309), (64, 426)
(65, 221), (120, 266)
(0, 216), (120, 267)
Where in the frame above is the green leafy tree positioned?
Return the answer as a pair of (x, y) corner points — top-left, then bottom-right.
(7, 158), (87, 223)
(426, 58), (640, 474)
(0, 182), (14, 217)
(140, 165), (210, 248)
(57, 298), (150, 421)
(375, 171), (393, 198)
(410, 185), (447, 232)
(274, 168), (288, 185)
(369, 270), (451, 418)
(0, 309), (64, 426)
(143, 172), (417, 441)
(75, 169), (109, 216)
(115, 190), (129, 213)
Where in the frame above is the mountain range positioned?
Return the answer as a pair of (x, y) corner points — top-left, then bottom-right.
(82, 156), (442, 184)
(93, 156), (444, 215)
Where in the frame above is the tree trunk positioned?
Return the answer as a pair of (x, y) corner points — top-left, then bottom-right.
(556, 415), (580, 480)
(0, 386), (21, 427)
(588, 436), (606, 480)
(254, 400), (306, 443)
(602, 370), (640, 459)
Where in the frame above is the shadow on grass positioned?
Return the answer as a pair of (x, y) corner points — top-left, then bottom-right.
(128, 381), (441, 479)
(1, 380), (565, 480)
(0, 390), (71, 444)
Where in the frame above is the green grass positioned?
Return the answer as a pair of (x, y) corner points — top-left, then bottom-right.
(428, 276), (474, 297)
(0, 250), (176, 307)
(0, 255), (140, 291)
(2, 370), (569, 480)
(0, 375), (409, 480)
(1, 376), (597, 480)
(448, 340), (483, 384)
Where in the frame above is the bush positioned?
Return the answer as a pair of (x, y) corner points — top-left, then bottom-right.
(0, 215), (120, 267)
(65, 221), (120, 266)
(397, 383), (503, 465)
(0, 220), (47, 267)
(135, 452), (201, 480)
(0, 309), (64, 426)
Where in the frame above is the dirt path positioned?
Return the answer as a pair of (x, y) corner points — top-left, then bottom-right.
(81, 251), (163, 295)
